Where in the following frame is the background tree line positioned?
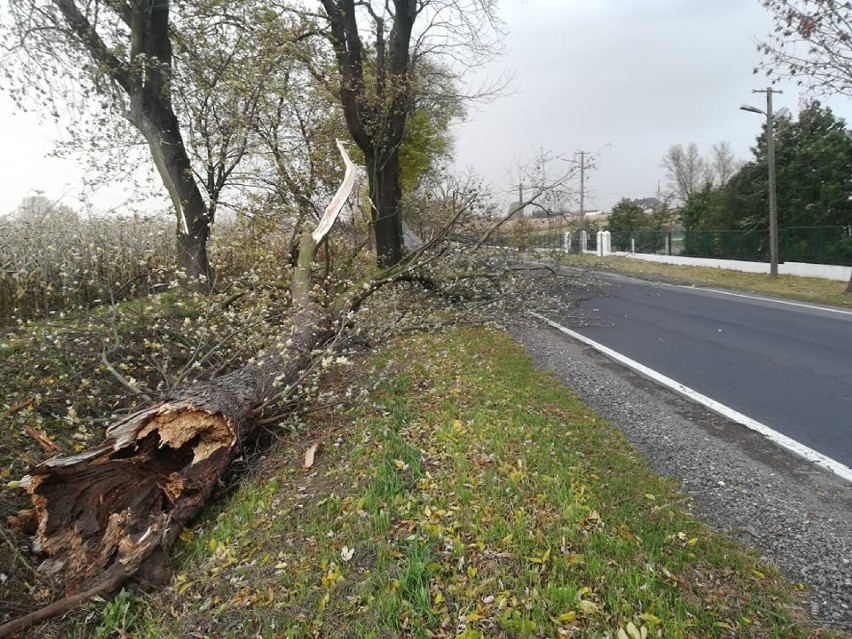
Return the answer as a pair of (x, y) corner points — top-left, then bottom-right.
(608, 101), (852, 265)
(1, 0), (499, 289)
(677, 102), (852, 234)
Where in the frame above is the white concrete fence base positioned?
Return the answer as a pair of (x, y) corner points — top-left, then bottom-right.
(553, 230), (848, 282)
(596, 231), (612, 257)
(614, 252), (852, 282)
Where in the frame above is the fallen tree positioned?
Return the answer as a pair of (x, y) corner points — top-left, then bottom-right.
(0, 144), (360, 638)
(0, 145), (591, 636)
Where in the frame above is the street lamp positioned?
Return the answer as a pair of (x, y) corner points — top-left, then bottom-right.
(740, 88), (785, 278)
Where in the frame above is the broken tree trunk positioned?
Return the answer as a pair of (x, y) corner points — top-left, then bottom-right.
(26, 303), (330, 593)
(0, 143), (355, 638)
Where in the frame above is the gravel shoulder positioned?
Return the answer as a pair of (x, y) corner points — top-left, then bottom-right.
(511, 322), (852, 630)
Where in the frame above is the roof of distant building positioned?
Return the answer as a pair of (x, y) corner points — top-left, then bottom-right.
(632, 197), (663, 210)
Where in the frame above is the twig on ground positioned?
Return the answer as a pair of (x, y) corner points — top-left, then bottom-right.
(0, 398), (34, 419)
(23, 426), (60, 453)
(0, 565), (127, 639)
(100, 350), (154, 403)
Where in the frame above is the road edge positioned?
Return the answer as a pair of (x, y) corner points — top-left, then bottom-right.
(530, 311), (852, 485)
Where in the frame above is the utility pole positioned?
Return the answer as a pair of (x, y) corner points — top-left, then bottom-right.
(752, 87), (782, 277)
(576, 151), (590, 228)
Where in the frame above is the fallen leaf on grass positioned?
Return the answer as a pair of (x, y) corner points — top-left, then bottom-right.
(525, 547), (551, 564)
(304, 442), (320, 469)
(638, 612), (661, 626)
(173, 574), (196, 596)
(617, 622), (648, 639)
(578, 599), (599, 615)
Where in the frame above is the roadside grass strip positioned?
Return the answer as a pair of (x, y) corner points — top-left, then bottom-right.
(103, 328), (839, 639)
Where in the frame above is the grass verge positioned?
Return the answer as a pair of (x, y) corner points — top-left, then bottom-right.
(556, 254), (852, 308)
(75, 327), (842, 639)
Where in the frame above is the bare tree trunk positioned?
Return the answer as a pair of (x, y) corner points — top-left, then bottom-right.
(139, 113), (212, 285)
(846, 272), (852, 293)
(367, 151), (405, 268)
(130, 51), (212, 287)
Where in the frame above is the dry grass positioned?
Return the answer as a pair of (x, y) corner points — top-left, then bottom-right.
(0, 215), (175, 323)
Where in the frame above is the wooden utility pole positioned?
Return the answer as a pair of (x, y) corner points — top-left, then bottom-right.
(754, 87), (782, 277)
(576, 150), (590, 228)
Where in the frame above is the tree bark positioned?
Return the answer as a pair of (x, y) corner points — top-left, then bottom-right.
(133, 100), (212, 285)
(53, 0), (212, 287)
(367, 150), (405, 268)
(319, 0), (417, 268)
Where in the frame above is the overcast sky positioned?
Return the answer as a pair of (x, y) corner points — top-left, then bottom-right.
(3, 0), (852, 216)
(452, 0), (852, 212)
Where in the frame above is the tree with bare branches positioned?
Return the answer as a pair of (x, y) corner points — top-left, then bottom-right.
(759, 0), (852, 97)
(662, 143), (710, 205)
(709, 141), (739, 186)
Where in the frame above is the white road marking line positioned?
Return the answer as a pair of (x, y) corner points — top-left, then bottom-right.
(531, 312), (852, 485)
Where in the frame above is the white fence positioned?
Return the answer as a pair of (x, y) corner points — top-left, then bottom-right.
(615, 252), (852, 282)
(563, 231), (613, 257)
(543, 229), (849, 282)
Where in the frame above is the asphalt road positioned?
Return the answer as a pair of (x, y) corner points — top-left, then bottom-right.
(555, 275), (852, 469)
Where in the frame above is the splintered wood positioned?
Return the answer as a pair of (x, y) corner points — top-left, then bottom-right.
(138, 409), (234, 465)
(22, 407), (235, 595)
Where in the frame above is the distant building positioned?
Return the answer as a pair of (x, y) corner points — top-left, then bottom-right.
(555, 209), (605, 219)
(632, 197), (664, 212)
